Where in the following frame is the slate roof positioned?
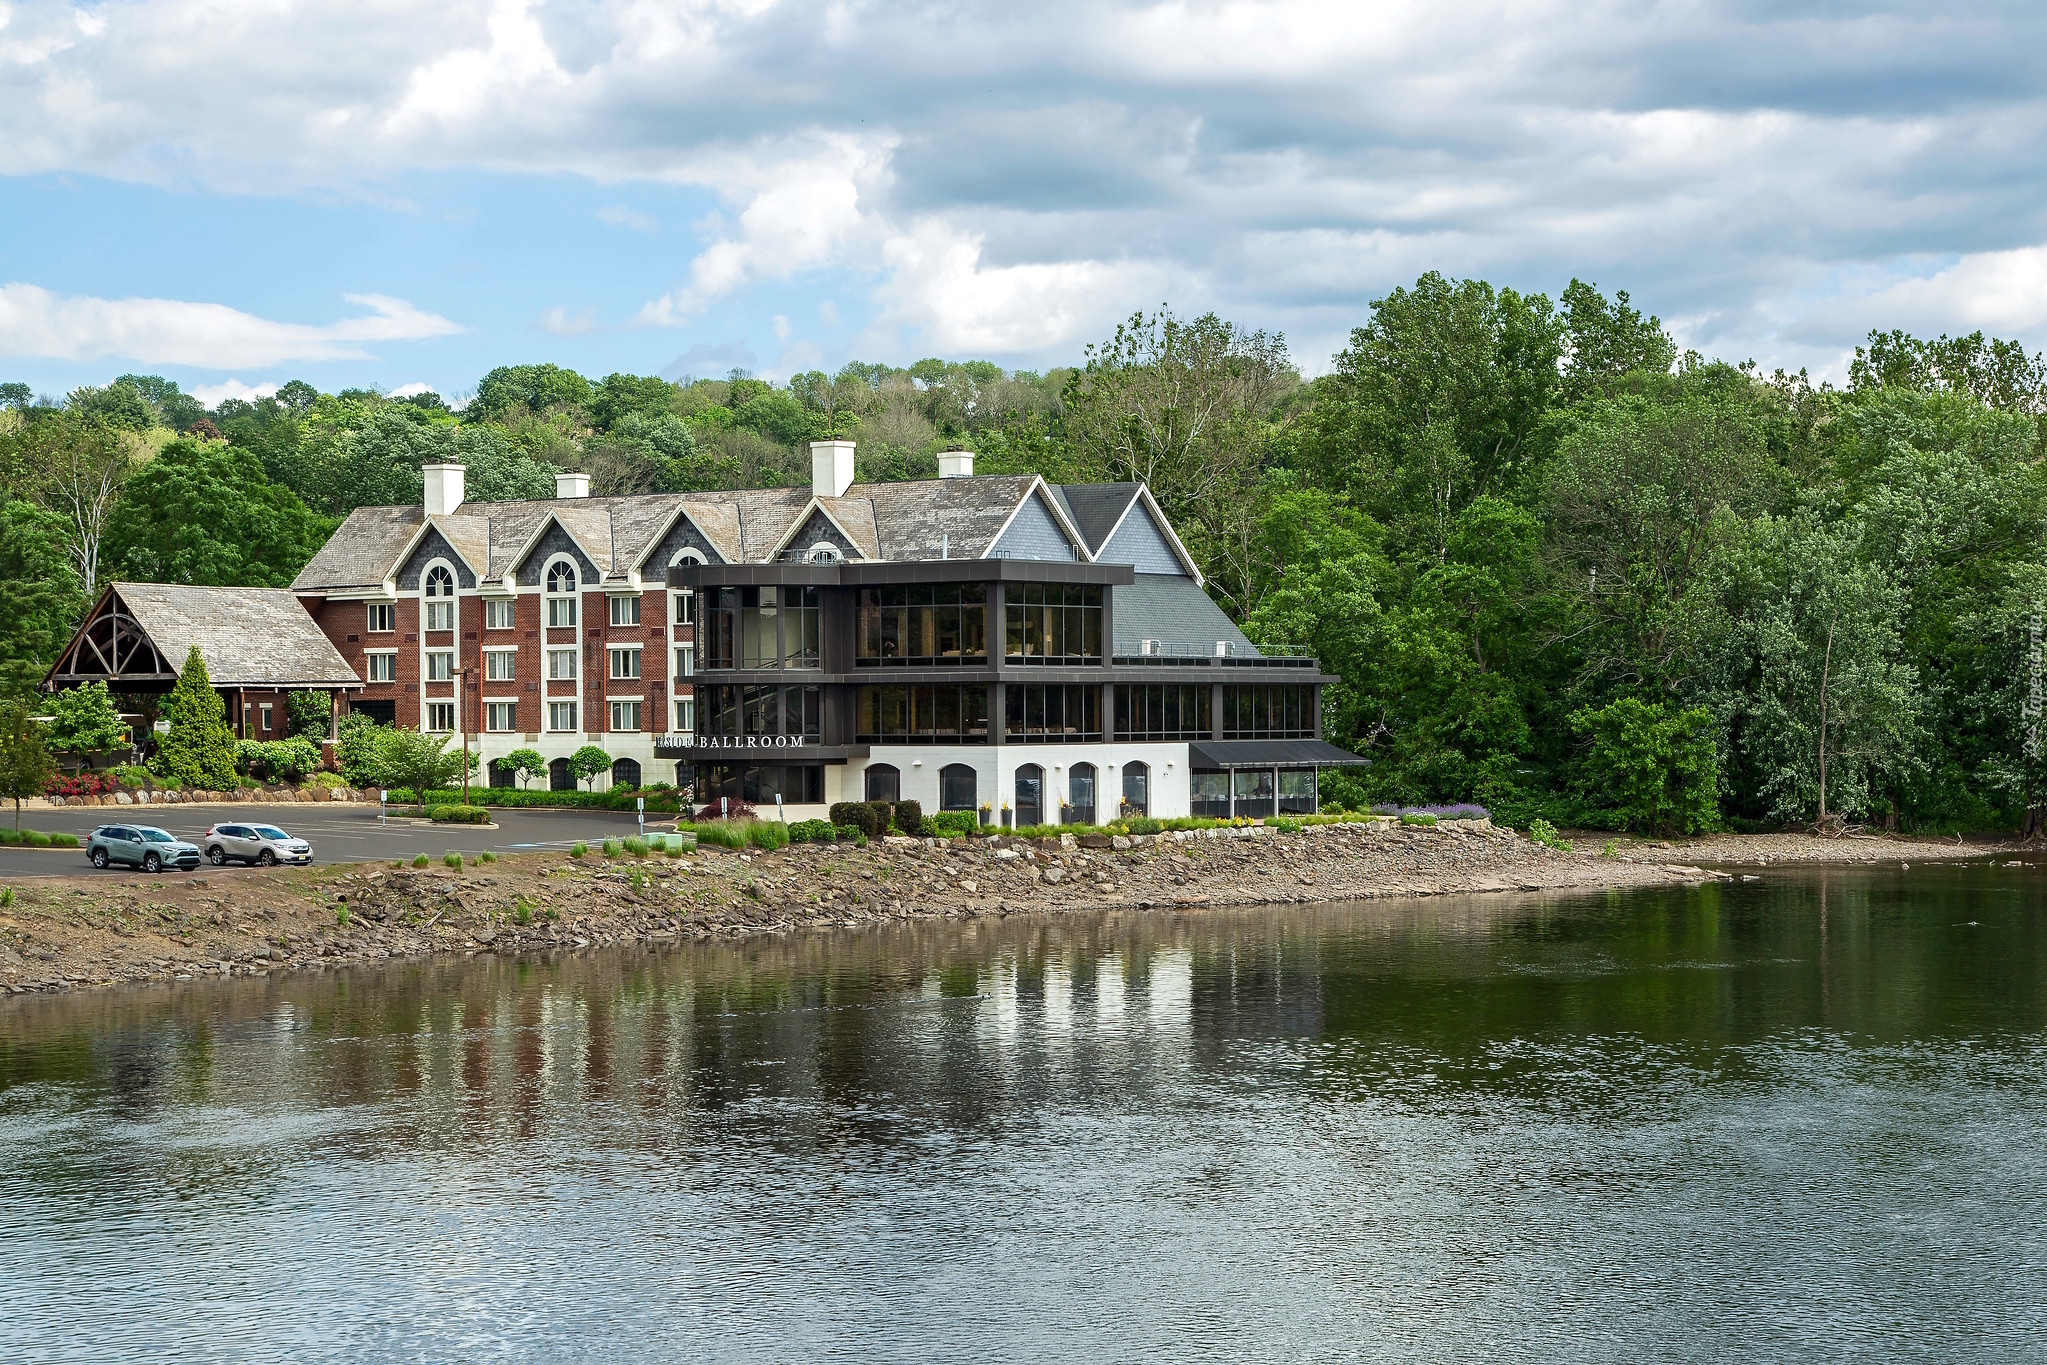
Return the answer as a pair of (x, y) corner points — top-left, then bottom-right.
(113, 583), (362, 688)
(294, 474), (1109, 591)
(1054, 483), (1143, 554)
(1112, 573), (1258, 656)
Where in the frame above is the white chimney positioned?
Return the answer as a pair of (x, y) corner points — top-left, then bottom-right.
(811, 440), (855, 498)
(422, 462), (465, 516)
(555, 470), (590, 499)
(937, 449), (975, 479)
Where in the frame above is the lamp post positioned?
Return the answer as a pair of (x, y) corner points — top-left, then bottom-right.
(454, 666), (474, 806)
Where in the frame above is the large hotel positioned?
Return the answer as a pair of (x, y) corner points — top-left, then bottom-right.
(282, 441), (1359, 823)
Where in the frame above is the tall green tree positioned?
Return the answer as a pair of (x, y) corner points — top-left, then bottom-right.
(151, 646), (238, 789)
(0, 499), (84, 698)
(102, 438), (334, 587)
(0, 698), (55, 830)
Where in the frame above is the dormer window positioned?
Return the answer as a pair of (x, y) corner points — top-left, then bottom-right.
(546, 560), (578, 627)
(423, 565), (456, 632)
(805, 542), (842, 565)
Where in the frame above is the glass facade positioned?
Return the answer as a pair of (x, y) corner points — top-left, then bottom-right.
(857, 685), (990, 743)
(1004, 584), (1102, 665)
(695, 764), (824, 804)
(698, 684), (822, 740)
(1115, 683), (1212, 740)
(1221, 684), (1316, 739)
(858, 584), (987, 666)
(702, 586), (821, 670)
(1004, 684), (1101, 742)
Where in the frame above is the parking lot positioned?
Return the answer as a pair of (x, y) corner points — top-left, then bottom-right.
(0, 804), (659, 879)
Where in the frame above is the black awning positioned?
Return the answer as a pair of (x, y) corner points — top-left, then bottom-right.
(1188, 739), (1370, 769)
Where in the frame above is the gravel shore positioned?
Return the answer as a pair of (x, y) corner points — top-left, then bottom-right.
(0, 821), (2006, 998)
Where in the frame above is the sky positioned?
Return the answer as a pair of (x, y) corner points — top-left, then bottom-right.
(2, 0), (2045, 404)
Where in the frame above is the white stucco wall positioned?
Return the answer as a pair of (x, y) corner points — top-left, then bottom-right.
(840, 743), (1194, 824)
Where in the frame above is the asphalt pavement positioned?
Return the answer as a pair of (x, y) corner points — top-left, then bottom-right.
(0, 803), (660, 880)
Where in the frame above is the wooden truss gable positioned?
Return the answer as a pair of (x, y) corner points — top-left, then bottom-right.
(46, 588), (177, 689)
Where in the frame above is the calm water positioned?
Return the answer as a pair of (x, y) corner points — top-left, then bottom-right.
(4, 864), (2046, 1361)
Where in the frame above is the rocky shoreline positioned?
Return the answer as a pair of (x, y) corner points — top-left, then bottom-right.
(0, 821), (2003, 999)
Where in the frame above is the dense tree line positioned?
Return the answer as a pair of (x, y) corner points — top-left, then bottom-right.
(4, 276), (2045, 834)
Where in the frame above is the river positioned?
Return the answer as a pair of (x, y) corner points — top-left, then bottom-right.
(3, 863), (2043, 1361)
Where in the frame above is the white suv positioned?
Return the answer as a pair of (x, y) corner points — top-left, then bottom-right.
(202, 822), (313, 867)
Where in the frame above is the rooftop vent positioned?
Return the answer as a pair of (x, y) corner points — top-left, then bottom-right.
(555, 471), (590, 499)
(423, 462), (465, 517)
(937, 449), (975, 478)
(811, 440), (855, 498)
(1140, 638), (1163, 656)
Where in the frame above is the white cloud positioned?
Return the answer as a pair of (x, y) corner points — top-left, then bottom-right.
(597, 204), (656, 231)
(818, 300), (839, 327)
(0, 284), (462, 368)
(541, 305), (600, 336)
(188, 378), (277, 406)
(388, 381), (435, 398)
(771, 313), (790, 341)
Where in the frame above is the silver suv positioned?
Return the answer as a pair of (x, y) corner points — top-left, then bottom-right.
(87, 825), (201, 873)
(202, 822), (313, 867)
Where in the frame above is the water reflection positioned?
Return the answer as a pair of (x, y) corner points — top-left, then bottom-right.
(2, 863), (2044, 1361)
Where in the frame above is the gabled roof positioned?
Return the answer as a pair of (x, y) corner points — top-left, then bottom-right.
(291, 473), (1191, 591)
(47, 583), (361, 691)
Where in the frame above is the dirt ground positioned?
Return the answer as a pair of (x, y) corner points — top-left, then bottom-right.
(0, 822), (2009, 998)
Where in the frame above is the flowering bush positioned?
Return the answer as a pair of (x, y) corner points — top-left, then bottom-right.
(44, 772), (117, 798)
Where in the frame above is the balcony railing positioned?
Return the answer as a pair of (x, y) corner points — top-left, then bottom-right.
(1112, 643), (1318, 668)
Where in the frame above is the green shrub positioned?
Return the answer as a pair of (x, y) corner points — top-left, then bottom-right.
(892, 798), (923, 835)
(744, 820), (789, 851)
(1110, 816), (1165, 835)
(411, 853), (429, 868)
(23, 830), (52, 847)
(1400, 813), (1438, 827)
(0, 887), (13, 907)
(1528, 818), (1572, 851)
(1602, 838), (1619, 859)
(787, 819), (839, 844)
(109, 764), (153, 789)
(444, 852), (463, 869)
(305, 770), (346, 791)
(622, 836), (649, 857)
(684, 821), (747, 850)
(335, 905), (348, 927)
(49, 833), (78, 848)
(601, 838), (622, 857)
(428, 805), (490, 824)
(0, 828), (17, 845)
(1569, 696), (1720, 835)
(513, 896), (534, 925)
(569, 841), (588, 859)
(829, 801), (890, 837)
(479, 851), (497, 864)
(922, 811), (978, 838)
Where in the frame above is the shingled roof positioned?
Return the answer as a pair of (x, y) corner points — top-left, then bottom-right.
(46, 583), (361, 691)
(292, 473), (1133, 593)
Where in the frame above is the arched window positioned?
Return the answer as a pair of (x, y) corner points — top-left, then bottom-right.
(940, 763), (977, 812)
(545, 559), (578, 627)
(611, 757), (642, 790)
(1067, 762), (1097, 825)
(865, 763), (900, 803)
(669, 548), (706, 566)
(1014, 764), (1043, 828)
(548, 757), (575, 792)
(806, 542), (841, 565)
(1121, 761), (1149, 818)
(423, 564), (456, 632)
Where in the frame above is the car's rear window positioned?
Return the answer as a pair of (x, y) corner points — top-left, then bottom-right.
(253, 827), (289, 841)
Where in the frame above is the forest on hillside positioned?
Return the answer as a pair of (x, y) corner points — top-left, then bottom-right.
(4, 274), (2046, 836)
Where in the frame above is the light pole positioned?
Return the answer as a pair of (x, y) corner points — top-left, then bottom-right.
(454, 666), (474, 806)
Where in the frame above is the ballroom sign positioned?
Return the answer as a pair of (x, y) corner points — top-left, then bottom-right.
(655, 734), (818, 753)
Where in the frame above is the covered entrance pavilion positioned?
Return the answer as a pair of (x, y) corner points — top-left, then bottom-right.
(1187, 739), (1370, 819)
(44, 583), (363, 743)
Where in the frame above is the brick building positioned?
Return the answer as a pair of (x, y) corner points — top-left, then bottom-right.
(288, 443), (1363, 818)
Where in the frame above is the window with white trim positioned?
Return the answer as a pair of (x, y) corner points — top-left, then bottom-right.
(548, 700), (578, 732)
(425, 701), (456, 732)
(365, 651), (397, 683)
(674, 696), (695, 733)
(805, 542), (841, 565)
(259, 703), (273, 732)
(673, 643), (694, 678)
(425, 650), (454, 681)
(609, 646), (641, 680)
(485, 702), (516, 732)
(608, 595), (640, 626)
(547, 648), (577, 680)
(609, 699), (642, 732)
(367, 603), (395, 633)
(424, 565), (456, 632)
(546, 561), (578, 627)
(484, 598), (515, 630)
(671, 592), (693, 625)
(485, 648), (517, 681)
